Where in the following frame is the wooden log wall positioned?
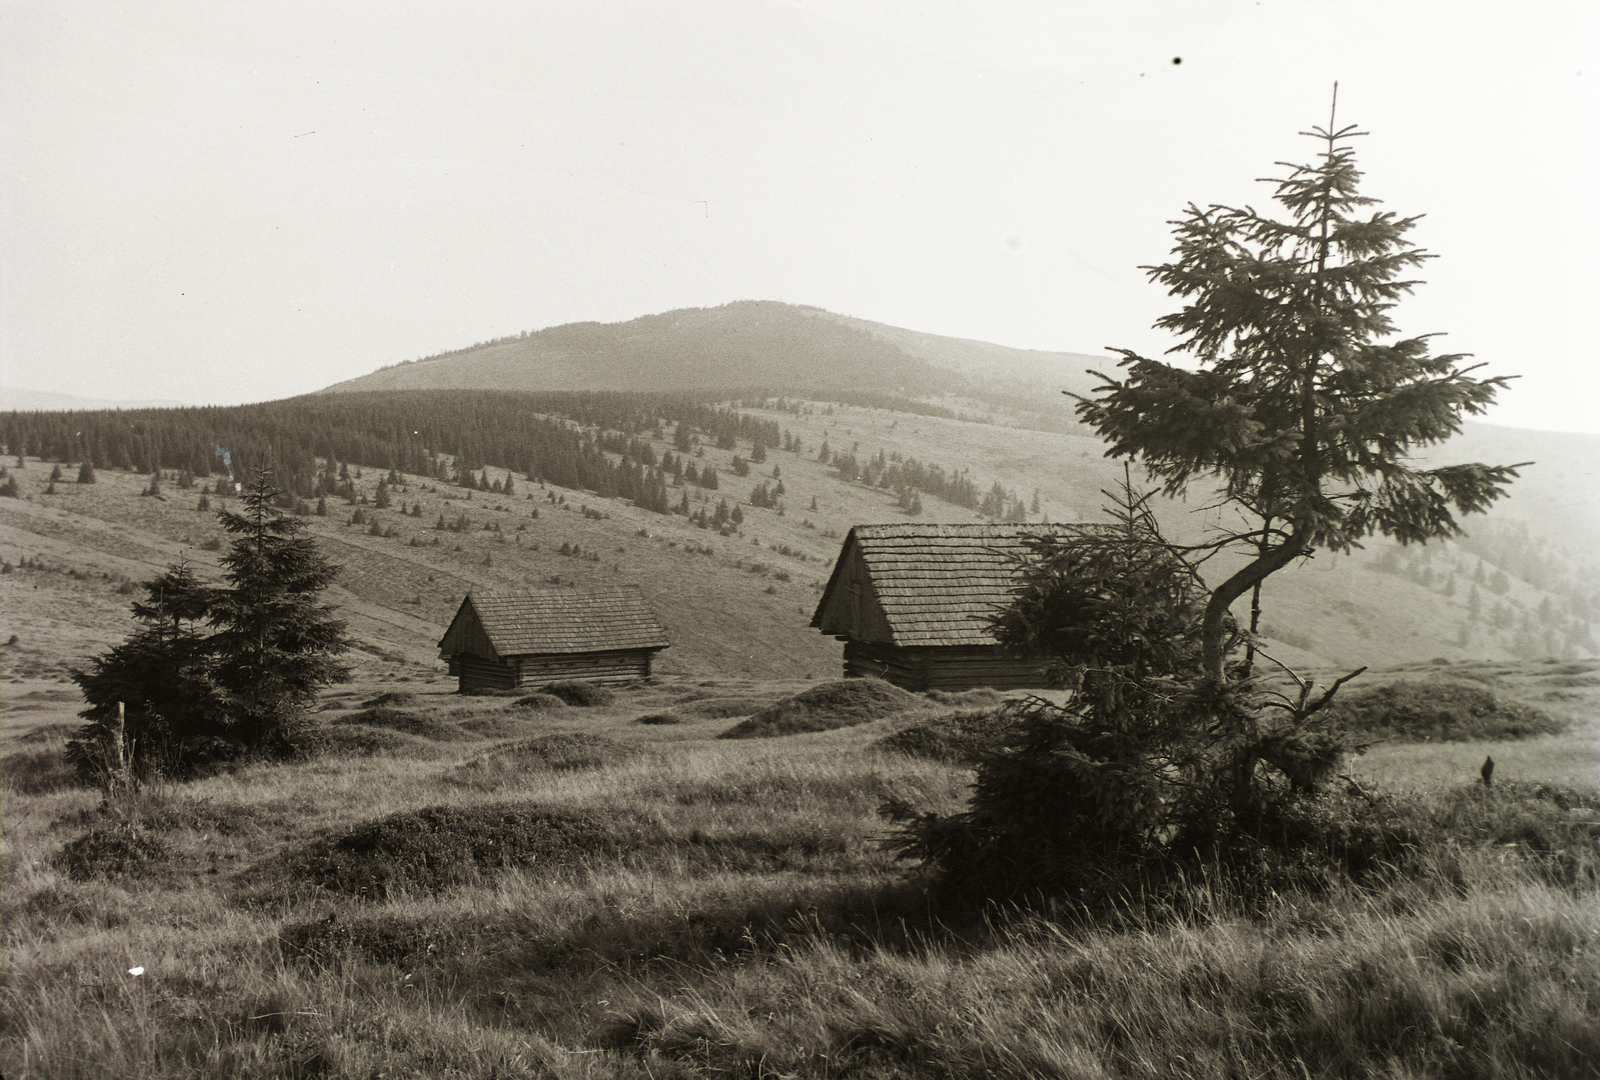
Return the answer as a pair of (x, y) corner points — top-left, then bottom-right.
(456, 653), (518, 692)
(451, 648), (658, 692)
(842, 640), (1049, 691)
(514, 649), (655, 687)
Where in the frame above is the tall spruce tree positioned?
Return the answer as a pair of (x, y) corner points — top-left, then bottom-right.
(207, 471), (351, 754)
(1076, 98), (1519, 683)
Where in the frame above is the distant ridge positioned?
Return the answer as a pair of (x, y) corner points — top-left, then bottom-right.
(320, 301), (1109, 405)
(0, 386), (188, 412)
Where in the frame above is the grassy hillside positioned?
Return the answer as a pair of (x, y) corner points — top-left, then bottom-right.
(320, 301), (1102, 429)
(4, 393), (1597, 1078)
(2, 395), (1592, 703)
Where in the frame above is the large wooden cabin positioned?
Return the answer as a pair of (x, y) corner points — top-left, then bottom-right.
(438, 587), (669, 693)
(811, 523), (1087, 691)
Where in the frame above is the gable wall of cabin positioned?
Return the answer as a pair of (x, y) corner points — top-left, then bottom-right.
(814, 545), (894, 643)
(439, 601), (499, 661)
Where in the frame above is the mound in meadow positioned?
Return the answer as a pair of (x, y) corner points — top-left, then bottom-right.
(330, 706), (471, 741)
(540, 681), (616, 707)
(876, 708), (1021, 765)
(720, 679), (919, 739)
(1320, 679), (1568, 743)
(448, 733), (642, 790)
(278, 801), (646, 900)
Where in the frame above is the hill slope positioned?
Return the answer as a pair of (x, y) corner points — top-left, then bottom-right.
(321, 301), (1105, 424)
(3, 395), (1592, 698)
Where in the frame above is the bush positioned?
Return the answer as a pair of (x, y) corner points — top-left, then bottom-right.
(634, 712), (682, 725)
(277, 801), (647, 899)
(876, 709), (1021, 765)
(721, 679), (919, 739)
(540, 681), (615, 707)
(1319, 679), (1567, 742)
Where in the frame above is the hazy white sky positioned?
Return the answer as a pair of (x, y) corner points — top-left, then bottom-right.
(3, 1), (1596, 431)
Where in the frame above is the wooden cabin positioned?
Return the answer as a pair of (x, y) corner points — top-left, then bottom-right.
(438, 587), (669, 693)
(811, 523), (1087, 691)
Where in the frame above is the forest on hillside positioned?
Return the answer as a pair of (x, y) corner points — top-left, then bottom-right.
(0, 390), (1011, 520)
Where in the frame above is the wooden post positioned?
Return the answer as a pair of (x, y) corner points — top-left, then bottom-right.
(109, 701), (131, 796)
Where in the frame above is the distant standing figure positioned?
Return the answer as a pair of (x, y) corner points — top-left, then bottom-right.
(1481, 755), (1495, 787)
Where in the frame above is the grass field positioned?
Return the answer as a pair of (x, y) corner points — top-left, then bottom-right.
(3, 434), (1597, 1077)
(4, 660), (1597, 1079)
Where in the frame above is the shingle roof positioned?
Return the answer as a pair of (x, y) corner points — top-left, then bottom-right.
(812, 523), (1094, 647)
(464, 587), (669, 656)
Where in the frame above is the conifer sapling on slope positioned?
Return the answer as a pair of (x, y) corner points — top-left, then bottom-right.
(1075, 94), (1521, 685)
(206, 470), (351, 755)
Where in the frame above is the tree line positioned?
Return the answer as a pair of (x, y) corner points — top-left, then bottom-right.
(0, 391), (793, 517)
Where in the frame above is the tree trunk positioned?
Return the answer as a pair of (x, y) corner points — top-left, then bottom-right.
(1200, 532), (1308, 684)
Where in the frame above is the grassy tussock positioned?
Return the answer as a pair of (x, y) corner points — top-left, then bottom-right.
(448, 733), (643, 789)
(876, 707), (1020, 764)
(539, 681), (615, 707)
(720, 678), (919, 738)
(510, 692), (568, 711)
(1323, 678), (1567, 742)
(264, 802), (645, 902)
(4, 676), (1597, 1079)
(329, 706), (471, 741)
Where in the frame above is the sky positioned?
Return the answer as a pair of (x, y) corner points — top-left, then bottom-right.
(2, 1), (1596, 432)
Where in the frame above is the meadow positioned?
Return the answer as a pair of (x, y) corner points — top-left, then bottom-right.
(4, 659), (1597, 1079)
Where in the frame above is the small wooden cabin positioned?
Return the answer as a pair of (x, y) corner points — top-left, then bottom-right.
(438, 587), (669, 693)
(811, 523), (1087, 691)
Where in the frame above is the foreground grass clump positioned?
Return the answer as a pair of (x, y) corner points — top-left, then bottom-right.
(511, 691), (567, 710)
(330, 706), (470, 741)
(448, 733), (642, 789)
(1323, 678), (1567, 742)
(316, 723), (435, 757)
(539, 681), (615, 707)
(721, 678), (919, 738)
(877, 708), (1019, 764)
(271, 801), (645, 900)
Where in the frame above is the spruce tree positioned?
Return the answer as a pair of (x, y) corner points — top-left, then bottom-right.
(77, 459), (97, 484)
(1075, 99), (1519, 683)
(206, 471), (351, 754)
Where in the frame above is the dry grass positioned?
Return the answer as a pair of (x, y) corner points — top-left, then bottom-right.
(4, 670), (1598, 1079)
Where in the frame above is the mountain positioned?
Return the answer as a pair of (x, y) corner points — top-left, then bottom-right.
(322, 301), (1106, 425)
